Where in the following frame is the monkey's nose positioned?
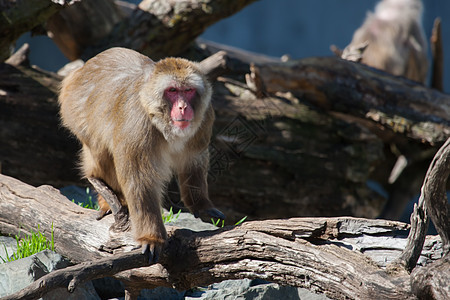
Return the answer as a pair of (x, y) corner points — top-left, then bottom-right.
(178, 102), (187, 113)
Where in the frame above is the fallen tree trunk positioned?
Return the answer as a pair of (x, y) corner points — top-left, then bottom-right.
(0, 50), (448, 220)
(47, 0), (258, 61)
(0, 173), (445, 299)
(1, 138), (448, 299)
(252, 57), (450, 144)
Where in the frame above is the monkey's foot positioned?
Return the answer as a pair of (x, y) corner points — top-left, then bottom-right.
(138, 237), (166, 264)
(141, 243), (162, 264)
(194, 207), (226, 220)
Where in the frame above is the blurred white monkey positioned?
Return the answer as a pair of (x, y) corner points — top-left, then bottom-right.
(342, 0), (428, 83)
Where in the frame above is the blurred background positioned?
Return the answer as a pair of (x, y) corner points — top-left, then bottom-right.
(17, 0), (450, 92)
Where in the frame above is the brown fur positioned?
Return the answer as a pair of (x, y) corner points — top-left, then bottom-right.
(342, 0), (428, 83)
(59, 47), (217, 250)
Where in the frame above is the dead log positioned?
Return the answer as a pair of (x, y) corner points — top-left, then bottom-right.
(252, 57), (450, 144)
(45, 0), (257, 61)
(1, 49), (449, 220)
(0, 172), (446, 299)
(46, 0), (124, 61)
(0, 0), (72, 62)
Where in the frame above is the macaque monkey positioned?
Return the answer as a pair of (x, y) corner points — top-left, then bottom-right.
(59, 47), (224, 262)
(342, 0), (428, 83)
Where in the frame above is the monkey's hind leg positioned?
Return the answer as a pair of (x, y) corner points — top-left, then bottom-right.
(178, 154), (225, 220)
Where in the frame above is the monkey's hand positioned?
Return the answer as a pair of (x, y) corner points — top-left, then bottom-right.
(194, 207), (226, 220)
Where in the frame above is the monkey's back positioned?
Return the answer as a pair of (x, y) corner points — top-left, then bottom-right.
(59, 47), (155, 152)
(345, 0), (428, 83)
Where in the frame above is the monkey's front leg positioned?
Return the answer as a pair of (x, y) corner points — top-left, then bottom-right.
(116, 164), (167, 263)
(127, 185), (167, 263)
(178, 153), (225, 220)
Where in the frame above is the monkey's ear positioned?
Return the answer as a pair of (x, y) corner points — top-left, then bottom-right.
(342, 41), (369, 62)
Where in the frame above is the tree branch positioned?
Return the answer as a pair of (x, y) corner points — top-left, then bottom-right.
(394, 136), (450, 271)
(0, 249), (150, 300)
(410, 253), (450, 299)
(0, 0), (72, 62)
(386, 138), (450, 299)
(422, 138), (450, 251)
(81, 0), (257, 60)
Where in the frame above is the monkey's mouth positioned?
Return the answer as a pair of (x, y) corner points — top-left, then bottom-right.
(172, 119), (191, 129)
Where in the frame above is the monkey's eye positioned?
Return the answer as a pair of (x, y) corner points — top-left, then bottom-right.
(185, 88), (193, 92)
(168, 87), (177, 93)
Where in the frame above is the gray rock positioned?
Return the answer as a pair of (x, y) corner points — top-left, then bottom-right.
(0, 249), (100, 300)
(298, 288), (330, 300)
(0, 236), (17, 262)
(166, 211), (218, 232)
(139, 286), (185, 300)
(184, 279), (329, 300)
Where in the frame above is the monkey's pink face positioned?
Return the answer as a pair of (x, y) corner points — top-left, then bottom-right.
(165, 86), (196, 129)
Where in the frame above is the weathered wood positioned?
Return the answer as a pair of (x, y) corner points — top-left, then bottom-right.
(0, 0), (70, 62)
(388, 139), (450, 272)
(391, 137), (450, 299)
(253, 57), (450, 144)
(4, 43), (30, 67)
(410, 253), (450, 299)
(0, 249), (150, 300)
(0, 173), (445, 299)
(87, 177), (129, 229)
(46, 0), (124, 60)
(422, 138), (450, 251)
(76, 0), (258, 60)
(391, 200), (429, 273)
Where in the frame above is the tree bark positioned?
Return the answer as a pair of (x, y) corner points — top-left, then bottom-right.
(45, 0), (257, 61)
(252, 57), (450, 144)
(387, 138), (450, 275)
(0, 249), (150, 300)
(0, 0), (71, 62)
(411, 253), (450, 299)
(46, 0), (124, 61)
(0, 173), (446, 299)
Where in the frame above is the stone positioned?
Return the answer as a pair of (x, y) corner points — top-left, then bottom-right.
(166, 211), (218, 231)
(184, 278), (330, 300)
(0, 236), (17, 263)
(0, 249), (100, 299)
